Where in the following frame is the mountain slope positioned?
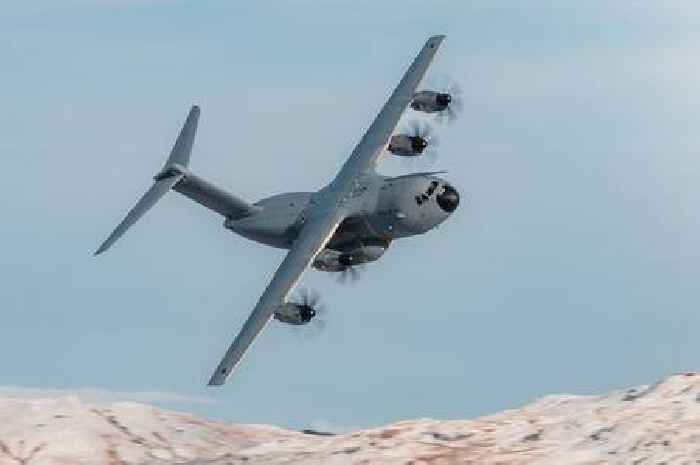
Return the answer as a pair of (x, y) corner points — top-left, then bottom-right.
(1, 373), (699, 464)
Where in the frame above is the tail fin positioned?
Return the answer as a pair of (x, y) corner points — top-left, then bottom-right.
(166, 105), (199, 168)
(94, 105), (260, 256)
(94, 106), (200, 256)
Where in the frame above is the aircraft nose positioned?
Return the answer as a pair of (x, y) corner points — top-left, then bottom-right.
(436, 184), (459, 213)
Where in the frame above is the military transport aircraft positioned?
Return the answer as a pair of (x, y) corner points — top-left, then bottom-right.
(95, 35), (460, 386)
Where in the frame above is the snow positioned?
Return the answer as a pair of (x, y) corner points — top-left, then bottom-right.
(1, 373), (699, 464)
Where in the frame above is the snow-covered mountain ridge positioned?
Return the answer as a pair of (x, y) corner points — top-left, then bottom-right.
(1, 373), (699, 464)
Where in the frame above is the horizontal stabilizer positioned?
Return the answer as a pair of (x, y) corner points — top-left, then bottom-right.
(94, 173), (183, 256)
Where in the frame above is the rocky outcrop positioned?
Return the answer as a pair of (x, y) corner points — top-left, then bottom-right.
(1, 373), (699, 464)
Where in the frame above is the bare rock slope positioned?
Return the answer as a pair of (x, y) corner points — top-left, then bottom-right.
(1, 373), (699, 464)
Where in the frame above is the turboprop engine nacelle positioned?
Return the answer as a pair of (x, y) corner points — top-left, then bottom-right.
(273, 303), (316, 325)
(312, 245), (387, 272)
(410, 90), (452, 113)
(387, 134), (427, 157)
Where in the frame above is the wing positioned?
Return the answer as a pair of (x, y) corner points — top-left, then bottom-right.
(332, 35), (445, 187)
(207, 208), (346, 386)
(208, 35), (446, 386)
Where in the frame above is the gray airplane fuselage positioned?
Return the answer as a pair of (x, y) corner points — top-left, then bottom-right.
(94, 35), (459, 385)
(226, 174), (459, 257)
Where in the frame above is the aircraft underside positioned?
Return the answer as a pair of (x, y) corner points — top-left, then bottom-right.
(94, 35), (460, 385)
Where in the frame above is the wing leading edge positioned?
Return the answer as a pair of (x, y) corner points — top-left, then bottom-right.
(332, 34), (445, 187)
(207, 208), (347, 385)
(207, 35), (446, 385)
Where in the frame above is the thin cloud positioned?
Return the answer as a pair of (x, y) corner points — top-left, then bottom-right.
(0, 386), (215, 405)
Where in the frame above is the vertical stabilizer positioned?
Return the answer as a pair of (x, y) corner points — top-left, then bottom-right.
(166, 105), (199, 168)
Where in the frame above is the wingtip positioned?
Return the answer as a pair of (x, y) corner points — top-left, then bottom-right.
(207, 367), (231, 386)
(426, 35), (446, 50)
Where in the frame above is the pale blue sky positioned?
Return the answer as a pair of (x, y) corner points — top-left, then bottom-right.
(1, 1), (700, 430)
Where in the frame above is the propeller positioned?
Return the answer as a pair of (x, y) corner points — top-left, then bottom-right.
(288, 288), (328, 338)
(405, 119), (441, 166)
(334, 251), (367, 285)
(336, 264), (365, 284)
(297, 288), (325, 313)
(433, 76), (464, 124)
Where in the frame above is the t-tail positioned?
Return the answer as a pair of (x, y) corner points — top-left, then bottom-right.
(94, 105), (259, 256)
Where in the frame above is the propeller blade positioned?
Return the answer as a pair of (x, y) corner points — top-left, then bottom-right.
(336, 265), (364, 284)
(428, 75), (464, 125)
(401, 119), (441, 166)
(424, 148), (439, 166)
(448, 81), (463, 97)
(297, 288), (323, 310)
(313, 318), (327, 331)
(452, 96), (464, 114)
(422, 121), (434, 139)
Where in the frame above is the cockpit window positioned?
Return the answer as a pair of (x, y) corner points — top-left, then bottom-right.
(427, 181), (439, 196)
(436, 184), (460, 213)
